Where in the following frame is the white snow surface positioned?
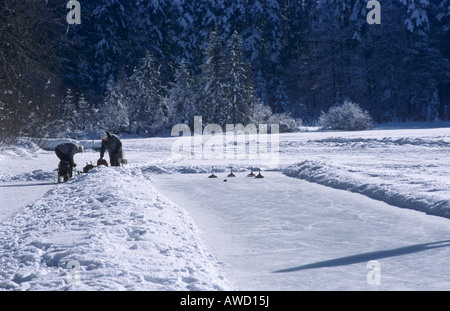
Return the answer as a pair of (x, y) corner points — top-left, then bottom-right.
(1, 123), (450, 290)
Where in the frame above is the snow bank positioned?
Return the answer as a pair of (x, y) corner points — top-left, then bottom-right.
(311, 136), (450, 148)
(283, 160), (450, 218)
(0, 166), (233, 291)
(0, 169), (56, 183)
(0, 139), (41, 159)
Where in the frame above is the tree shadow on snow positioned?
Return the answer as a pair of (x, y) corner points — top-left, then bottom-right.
(273, 240), (450, 273)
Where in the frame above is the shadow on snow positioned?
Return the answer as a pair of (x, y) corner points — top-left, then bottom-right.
(0, 182), (55, 188)
(273, 240), (450, 273)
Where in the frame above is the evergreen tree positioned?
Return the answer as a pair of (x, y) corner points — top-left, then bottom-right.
(198, 30), (227, 125)
(272, 79), (290, 114)
(77, 92), (90, 132)
(71, 0), (134, 93)
(223, 32), (253, 124)
(0, 0), (63, 142)
(261, 0), (285, 110)
(61, 88), (78, 134)
(134, 0), (173, 82)
(400, 0), (430, 32)
(101, 77), (129, 133)
(361, 1), (442, 121)
(241, 0), (265, 63)
(432, 0), (450, 119)
(128, 51), (168, 135)
(167, 0), (200, 68)
(169, 59), (198, 128)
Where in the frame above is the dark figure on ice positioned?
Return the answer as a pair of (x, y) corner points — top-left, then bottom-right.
(100, 131), (126, 167)
(55, 142), (84, 182)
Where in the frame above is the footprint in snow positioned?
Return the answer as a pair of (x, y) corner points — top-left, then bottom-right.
(125, 227), (147, 241)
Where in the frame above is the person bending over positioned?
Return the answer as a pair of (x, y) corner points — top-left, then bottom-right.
(100, 131), (125, 167)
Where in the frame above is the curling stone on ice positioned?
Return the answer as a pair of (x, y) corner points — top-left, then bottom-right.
(255, 168), (264, 178)
(208, 166), (218, 178)
(247, 167), (256, 177)
(227, 166), (236, 178)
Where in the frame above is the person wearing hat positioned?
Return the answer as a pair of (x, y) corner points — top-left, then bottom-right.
(100, 131), (124, 167)
(55, 142), (84, 173)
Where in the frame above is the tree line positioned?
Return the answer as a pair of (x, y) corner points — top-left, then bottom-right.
(1, 0), (449, 142)
(61, 31), (299, 137)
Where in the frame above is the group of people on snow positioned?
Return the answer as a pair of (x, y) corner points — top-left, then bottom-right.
(54, 131), (125, 175)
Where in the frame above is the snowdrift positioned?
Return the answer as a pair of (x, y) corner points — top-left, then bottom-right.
(283, 160), (450, 218)
(0, 166), (233, 291)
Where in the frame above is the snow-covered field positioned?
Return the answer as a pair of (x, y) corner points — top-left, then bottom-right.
(1, 122), (450, 291)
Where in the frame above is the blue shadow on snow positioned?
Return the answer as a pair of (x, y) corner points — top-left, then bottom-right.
(273, 240), (450, 273)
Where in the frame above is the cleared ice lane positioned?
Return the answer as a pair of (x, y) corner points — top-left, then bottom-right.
(0, 181), (55, 222)
(151, 171), (450, 291)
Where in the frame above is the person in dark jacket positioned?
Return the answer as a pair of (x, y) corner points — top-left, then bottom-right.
(55, 142), (84, 168)
(100, 131), (125, 167)
(55, 142), (84, 181)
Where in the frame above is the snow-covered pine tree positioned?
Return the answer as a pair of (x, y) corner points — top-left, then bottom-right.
(241, 0), (264, 63)
(271, 78), (290, 114)
(400, 0), (430, 32)
(197, 30), (227, 125)
(304, 0), (366, 110)
(243, 63), (259, 122)
(424, 90), (441, 121)
(261, 0), (285, 110)
(293, 0), (379, 119)
(127, 50), (168, 135)
(223, 31), (252, 125)
(61, 88), (78, 135)
(133, 0), (172, 82)
(74, 0), (133, 94)
(220, 0), (251, 38)
(166, 0), (199, 68)
(101, 77), (129, 133)
(263, 0), (283, 64)
(77, 92), (90, 133)
(74, 92), (100, 137)
(195, 0), (219, 38)
(361, 0), (441, 121)
(169, 59), (198, 128)
(254, 69), (268, 107)
(428, 0), (450, 119)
